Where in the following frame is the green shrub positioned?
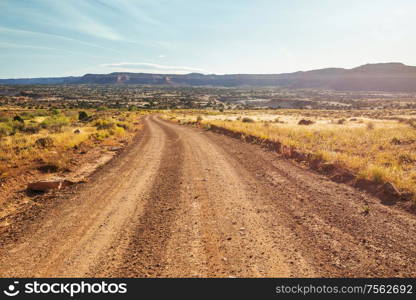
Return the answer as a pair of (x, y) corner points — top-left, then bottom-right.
(92, 130), (111, 140)
(0, 120), (28, 136)
(35, 137), (54, 148)
(78, 111), (89, 121)
(0, 123), (13, 137)
(50, 108), (61, 115)
(116, 122), (130, 130)
(41, 115), (70, 132)
(10, 120), (24, 133)
(94, 119), (116, 130)
(13, 115), (24, 123)
(108, 126), (125, 136)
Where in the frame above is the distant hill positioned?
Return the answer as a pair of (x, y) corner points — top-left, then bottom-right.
(2, 63), (416, 92)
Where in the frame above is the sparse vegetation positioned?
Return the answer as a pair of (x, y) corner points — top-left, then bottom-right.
(0, 106), (145, 182)
(362, 205), (370, 215)
(298, 119), (314, 125)
(78, 111), (89, 121)
(242, 117), (255, 123)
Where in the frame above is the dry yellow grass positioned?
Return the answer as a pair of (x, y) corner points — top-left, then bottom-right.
(0, 108), (144, 177)
(165, 110), (416, 199)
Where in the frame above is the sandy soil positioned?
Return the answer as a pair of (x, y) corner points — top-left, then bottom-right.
(0, 115), (415, 277)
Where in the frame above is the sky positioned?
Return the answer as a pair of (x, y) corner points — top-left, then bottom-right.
(0, 0), (415, 78)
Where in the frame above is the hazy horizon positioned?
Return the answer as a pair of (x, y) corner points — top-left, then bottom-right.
(1, 0), (416, 78)
(1, 62), (413, 80)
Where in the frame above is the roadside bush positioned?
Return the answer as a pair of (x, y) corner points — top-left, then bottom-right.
(116, 122), (130, 130)
(109, 126), (125, 136)
(368, 166), (386, 183)
(78, 111), (89, 121)
(13, 115), (24, 123)
(398, 154), (414, 165)
(38, 164), (60, 173)
(50, 108), (61, 115)
(22, 123), (41, 134)
(92, 130), (111, 140)
(20, 112), (33, 119)
(38, 155), (69, 173)
(0, 123), (13, 137)
(35, 137), (54, 148)
(94, 119), (116, 130)
(298, 119), (314, 125)
(242, 117), (255, 123)
(41, 115), (70, 132)
(390, 137), (401, 145)
(10, 120), (25, 133)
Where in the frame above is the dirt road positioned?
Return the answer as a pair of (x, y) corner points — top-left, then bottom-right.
(1, 115), (416, 277)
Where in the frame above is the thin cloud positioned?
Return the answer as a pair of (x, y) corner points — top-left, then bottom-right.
(102, 62), (204, 74)
(38, 0), (123, 41)
(0, 26), (121, 53)
(0, 41), (113, 59)
(0, 42), (62, 51)
(109, 0), (165, 27)
(74, 19), (122, 41)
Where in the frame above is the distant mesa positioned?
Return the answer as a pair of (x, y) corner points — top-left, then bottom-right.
(2, 63), (416, 92)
